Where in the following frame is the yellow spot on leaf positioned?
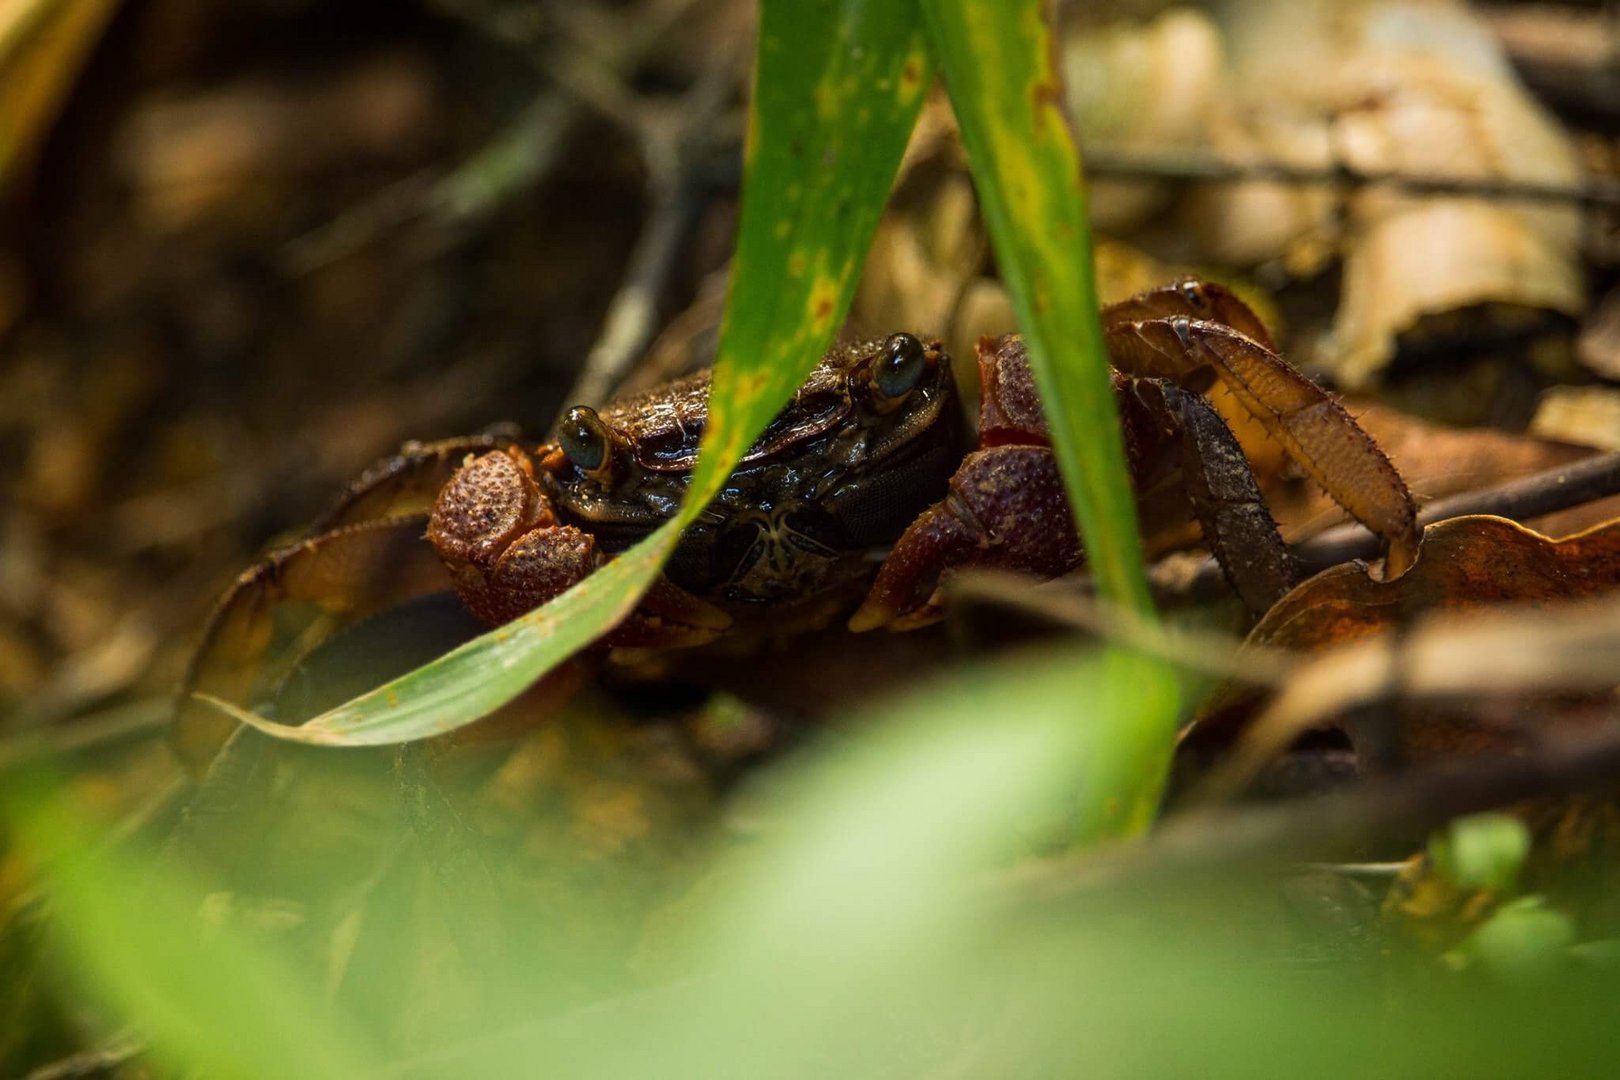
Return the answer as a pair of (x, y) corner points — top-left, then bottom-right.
(899, 56), (924, 100)
(807, 277), (839, 332)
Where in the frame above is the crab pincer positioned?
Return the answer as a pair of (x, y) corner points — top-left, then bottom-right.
(428, 446), (732, 648)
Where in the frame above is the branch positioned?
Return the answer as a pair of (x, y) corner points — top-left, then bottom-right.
(1151, 450), (1620, 605)
(556, 51), (741, 415)
(1083, 147), (1620, 209)
(279, 0), (711, 275)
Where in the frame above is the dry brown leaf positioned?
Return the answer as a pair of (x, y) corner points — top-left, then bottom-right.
(1530, 387), (1620, 453)
(1061, 7), (1226, 231)
(1576, 284), (1620, 380)
(1246, 515), (1620, 666)
(1189, 515), (1620, 796)
(1190, 0), (1585, 386)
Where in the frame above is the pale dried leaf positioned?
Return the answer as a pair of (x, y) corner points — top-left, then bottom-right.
(1194, 0), (1585, 385)
(1061, 7), (1226, 231)
(1531, 387), (1620, 453)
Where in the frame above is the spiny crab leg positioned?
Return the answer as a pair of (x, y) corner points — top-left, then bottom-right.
(848, 440), (1081, 632)
(175, 515), (455, 773)
(1100, 277), (1277, 352)
(312, 430), (520, 532)
(1104, 316), (1420, 579)
(850, 370), (1308, 630)
(1134, 381), (1303, 614)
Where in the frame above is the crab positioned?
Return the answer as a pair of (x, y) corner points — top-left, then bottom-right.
(177, 278), (1419, 768)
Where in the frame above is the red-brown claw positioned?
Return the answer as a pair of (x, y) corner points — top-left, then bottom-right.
(429, 448), (595, 626)
(851, 445), (1084, 632)
(427, 448), (550, 570)
(429, 447), (734, 644)
(849, 501), (980, 632)
(976, 333), (1050, 446)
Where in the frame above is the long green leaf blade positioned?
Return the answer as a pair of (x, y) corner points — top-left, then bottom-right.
(690, 1), (930, 500)
(920, 0), (1149, 616)
(195, 521), (682, 747)
(920, 0), (1177, 835)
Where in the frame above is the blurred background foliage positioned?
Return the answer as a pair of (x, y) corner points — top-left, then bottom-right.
(5, 0), (1620, 1076)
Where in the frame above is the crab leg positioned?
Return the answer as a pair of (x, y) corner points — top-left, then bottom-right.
(1104, 312), (1420, 580)
(1133, 381), (1302, 614)
(313, 430), (521, 532)
(1101, 277), (1277, 352)
(175, 515), (454, 773)
(851, 364), (1307, 629)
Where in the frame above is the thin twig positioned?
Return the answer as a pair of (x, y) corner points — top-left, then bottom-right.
(281, 92), (578, 275)
(1150, 451), (1620, 605)
(1198, 600), (1620, 803)
(0, 697), (172, 772)
(556, 53), (741, 416)
(1084, 147), (1620, 209)
(943, 570), (1293, 685)
(279, 0), (710, 275)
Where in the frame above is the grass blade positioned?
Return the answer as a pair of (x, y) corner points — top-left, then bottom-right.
(920, 0), (1177, 835)
(690, 0), (930, 498)
(920, 0), (1149, 616)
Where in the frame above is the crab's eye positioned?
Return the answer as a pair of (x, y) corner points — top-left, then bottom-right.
(876, 333), (927, 399)
(1178, 279), (1209, 310)
(559, 406), (609, 472)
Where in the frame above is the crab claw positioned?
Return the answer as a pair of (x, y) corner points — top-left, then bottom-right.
(850, 444), (1082, 631)
(428, 447), (733, 647)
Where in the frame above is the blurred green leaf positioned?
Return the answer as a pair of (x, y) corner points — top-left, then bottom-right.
(200, 0), (929, 750)
(1448, 896), (1578, 984)
(397, 647), (1620, 1080)
(919, 0), (1175, 836)
(1430, 812), (1531, 893)
(7, 781), (375, 1080)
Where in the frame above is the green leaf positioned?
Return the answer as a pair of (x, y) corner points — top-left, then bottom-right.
(1447, 896), (1577, 983)
(1429, 812), (1531, 893)
(691, 0), (930, 503)
(197, 520), (683, 747)
(918, 0), (1148, 616)
(6, 780), (376, 1079)
(919, 0), (1175, 835)
(200, 0), (929, 750)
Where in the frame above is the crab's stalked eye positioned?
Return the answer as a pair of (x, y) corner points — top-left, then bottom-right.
(875, 333), (927, 399)
(1178, 278), (1209, 311)
(559, 406), (610, 472)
